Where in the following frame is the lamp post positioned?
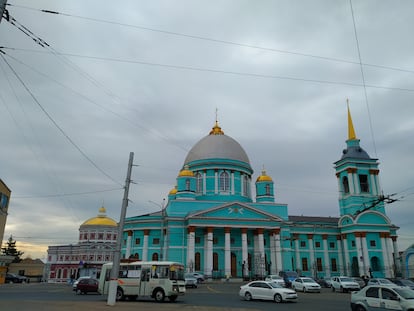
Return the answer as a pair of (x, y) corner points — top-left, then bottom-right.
(149, 199), (166, 260)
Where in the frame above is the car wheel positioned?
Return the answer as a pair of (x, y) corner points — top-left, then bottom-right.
(116, 287), (125, 301)
(154, 289), (165, 302)
(355, 305), (366, 311)
(303, 286), (307, 293)
(274, 293), (282, 303)
(244, 292), (252, 301)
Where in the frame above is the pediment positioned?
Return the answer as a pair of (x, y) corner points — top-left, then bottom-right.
(187, 202), (282, 221)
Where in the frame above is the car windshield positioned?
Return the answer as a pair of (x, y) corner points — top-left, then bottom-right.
(400, 279), (414, 286)
(340, 277), (354, 282)
(269, 282), (283, 288)
(394, 288), (414, 299)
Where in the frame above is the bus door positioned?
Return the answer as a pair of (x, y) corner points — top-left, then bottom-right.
(139, 267), (151, 297)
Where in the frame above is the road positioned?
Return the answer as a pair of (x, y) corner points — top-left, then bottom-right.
(0, 281), (351, 311)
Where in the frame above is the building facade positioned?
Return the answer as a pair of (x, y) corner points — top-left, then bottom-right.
(122, 110), (400, 280)
(46, 207), (118, 282)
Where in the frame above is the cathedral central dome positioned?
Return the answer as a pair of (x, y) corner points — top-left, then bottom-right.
(183, 121), (251, 166)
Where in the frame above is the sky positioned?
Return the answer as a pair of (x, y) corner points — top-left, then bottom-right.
(0, 0), (413, 261)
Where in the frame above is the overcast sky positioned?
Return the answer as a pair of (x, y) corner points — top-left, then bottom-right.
(1, 0), (413, 260)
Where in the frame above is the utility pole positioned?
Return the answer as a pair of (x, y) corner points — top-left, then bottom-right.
(0, 0), (8, 23)
(107, 152), (134, 306)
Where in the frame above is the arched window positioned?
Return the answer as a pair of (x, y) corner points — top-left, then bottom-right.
(371, 256), (380, 271)
(243, 175), (249, 196)
(219, 171), (230, 192)
(152, 253), (159, 261)
(265, 184), (270, 195)
(195, 172), (203, 193)
(342, 176), (350, 194)
(185, 179), (190, 191)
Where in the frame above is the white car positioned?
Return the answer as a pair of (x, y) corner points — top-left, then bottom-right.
(190, 272), (205, 283)
(239, 280), (298, 303)
(291, 277), (321, 293)
(184, 273), (198, 288)
(264, 275), (286, 287)
(331, 276), (360, 293)
(351, 285), (414, 311)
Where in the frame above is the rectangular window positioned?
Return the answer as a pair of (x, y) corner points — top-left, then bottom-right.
(135, 238), (140, 245)
(329, 242), (335, 248)
(370, 240), (376, 247)
(351, 240), (356, 247)
(153, 238), (160, 245)
(359, 174), (369, 192)
(331, 258), (337, 271)
(316, 258), (323, 271)
(301, 258), (308, 271)
(300, 241), (306, 247)
(195, 237), (201, 244)
(315, 241), (321, 248)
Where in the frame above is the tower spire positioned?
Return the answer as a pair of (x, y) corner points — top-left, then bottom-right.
(347, 99), (357, 140)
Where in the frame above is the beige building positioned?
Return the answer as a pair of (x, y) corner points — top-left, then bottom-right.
(46, 206), (118, 282)
(0, 179), (12, 284)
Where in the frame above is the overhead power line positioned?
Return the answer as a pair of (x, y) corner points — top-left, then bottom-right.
(7, 3), (414, 76)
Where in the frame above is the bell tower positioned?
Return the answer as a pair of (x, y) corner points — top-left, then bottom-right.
(334, 104), (384, 216)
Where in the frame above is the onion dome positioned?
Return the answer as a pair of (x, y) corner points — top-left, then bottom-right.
(81, 206), (117, 226)
(256, 170), (273, 182)
(169, 186), (178, 195)
(178, 165), (194, 177)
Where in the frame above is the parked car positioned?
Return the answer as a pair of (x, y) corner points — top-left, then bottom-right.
(5, 273), (27, 283)
(351, 285), (414, 311)
(184, 273), (198, 288)
(331, 276), (360, 293)
(239, 280), (298, 303)
(264, 275), (286, 287)
(75, 278), (99, 294)
(278, 270), (298, 288)
(72, 276), (91, 291)
(353, 277), (367, 288)
(390, 278), (414, 290)
(190, 272), (205, 283)
(367, 278), (395, 287)
(291, 277), (321, 293)
(316, 276), (333, 288)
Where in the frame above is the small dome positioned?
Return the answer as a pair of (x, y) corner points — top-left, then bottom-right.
(341, 145), (370, 160)
(178, 165), (194, 177)
(169, 186), (178, 195)
(256, 170), (273, 182)
(81, 206), (117, 227)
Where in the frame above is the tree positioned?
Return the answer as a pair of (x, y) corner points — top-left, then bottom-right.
(1, 235), (24, 263)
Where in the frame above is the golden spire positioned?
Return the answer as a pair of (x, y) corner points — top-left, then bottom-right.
(347, 99), (357, 140)
(209, 108), (224, 135)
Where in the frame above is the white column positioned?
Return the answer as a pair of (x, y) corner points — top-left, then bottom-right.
(224, 228), (231, 277)
(361, 233), (370, 276)
(241, 229), (248, 278)
(386, 235), (394, 278)
(125, 231), (132, 258)
(204, 228), (213, 278)
(187, 227), (195, 272)
(347, 170), (355, 194)
(203, 172), (206, 195)
(257, 229), (265, 277)
(308, 234), (315, 277)
(163, 228), (168, 261)
(295, 238), (301, 271)
(342, 235), (350, 276)
(337, 235), (345, 275)
(270, 231), (277, 274)
(323, 235), (331, 277)
(142, 230), (149, 261)
(355, 233), (364, 277)
(370, 173), (378, 195)
(392, 236), (401, 276)
(274, 229), (282, 273)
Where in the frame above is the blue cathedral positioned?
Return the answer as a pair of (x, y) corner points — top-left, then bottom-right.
(122, 108), (400, 280)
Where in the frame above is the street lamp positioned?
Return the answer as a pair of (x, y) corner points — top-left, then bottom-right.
(149, 199), (166, 260)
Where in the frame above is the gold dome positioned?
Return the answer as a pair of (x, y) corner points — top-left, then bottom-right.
(169, 186), (178, 195)
(81, 206), (117, 227)
(178, 165), (194, 177)
(256, 170), (273, 182)
(209, 121), (224, 135)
